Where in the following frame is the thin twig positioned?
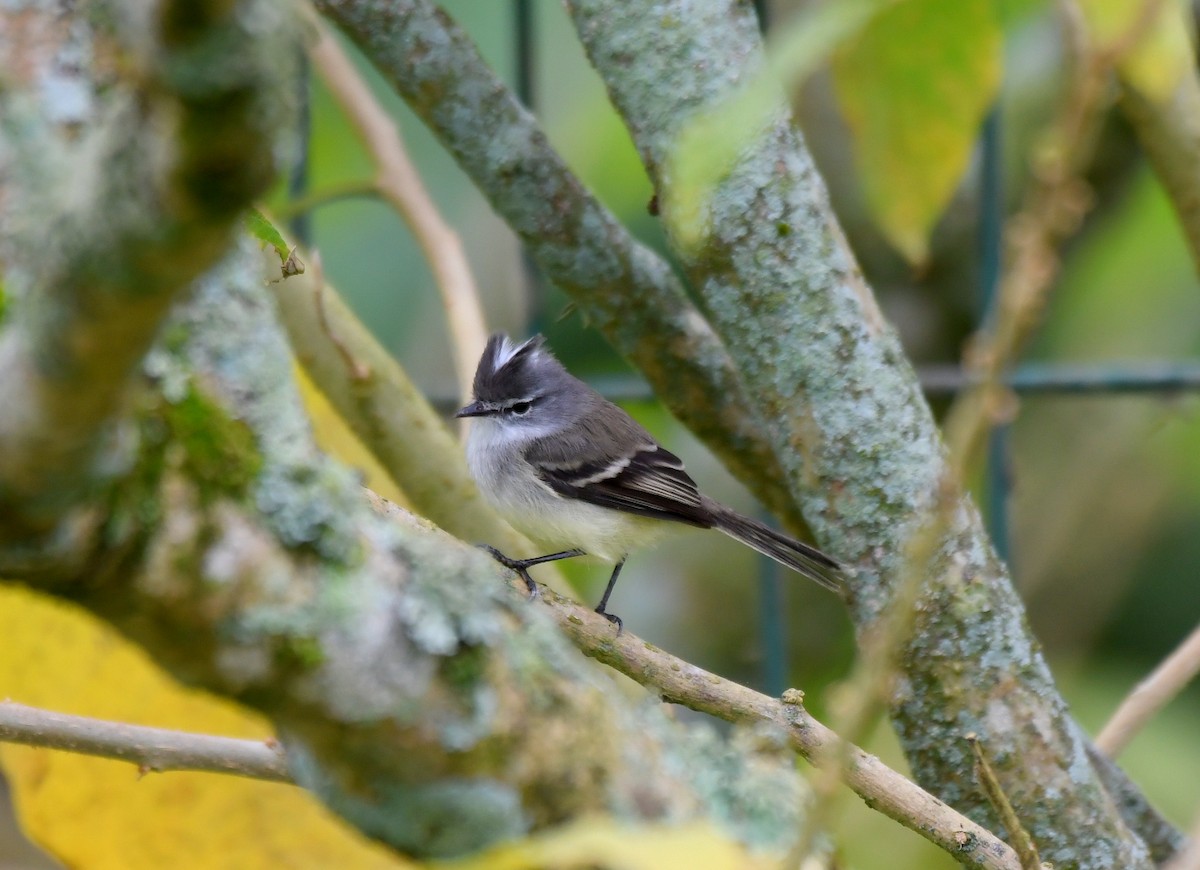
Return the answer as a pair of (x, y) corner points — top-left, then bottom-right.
(944, 0), (1170, 474)
(968, 734), (1044, 870)
(530, 582), (1021, 870)
(789, 510), (935, 863)
(306, 10), (487, 410)
(0, 701), (292, 783)
(942, 1), (1105, 477)
(1096, 623), (1200, 757)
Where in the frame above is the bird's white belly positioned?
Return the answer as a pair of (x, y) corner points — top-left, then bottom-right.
(467, 422), (668, 562)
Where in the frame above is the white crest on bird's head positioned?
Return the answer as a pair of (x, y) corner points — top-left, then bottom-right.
(489, 333), (542, 371)
(472, 333), (551, 403)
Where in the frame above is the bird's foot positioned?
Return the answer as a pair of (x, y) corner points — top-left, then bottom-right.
(595, 605), (623, 635)
(478, 545), (540, 600)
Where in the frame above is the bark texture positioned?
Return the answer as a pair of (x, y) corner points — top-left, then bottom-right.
(0, 0), (811, 859)
(560, 3), (1153, 867)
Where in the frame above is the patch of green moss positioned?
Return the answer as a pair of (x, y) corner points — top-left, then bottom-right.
(102, 384), (262, 550)
(0, 279), (7, 328)
(440, 643), (489, 696)
(103, 413), (169, 548)
(277, 634), (326, 669)
(159, 322), (191, 356)
(163, 386), (262, 503)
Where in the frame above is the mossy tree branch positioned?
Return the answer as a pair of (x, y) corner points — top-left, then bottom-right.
(21, 239), (809, 858)
(560, 2), (1157, 867)
(0, 0), (293, 539)
(0, 3), (812, 858)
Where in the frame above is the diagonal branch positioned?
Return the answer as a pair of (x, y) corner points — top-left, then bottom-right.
(516, 570), (1020, 870)
(968, 735), (1043, 870)
(1096, 623), (1200, 757)
(562, 1), (1158, 867)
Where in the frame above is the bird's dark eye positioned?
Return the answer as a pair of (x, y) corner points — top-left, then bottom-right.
(510, 401), (532, 416)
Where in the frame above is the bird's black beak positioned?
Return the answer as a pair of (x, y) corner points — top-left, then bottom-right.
(455, 400), (488, 418)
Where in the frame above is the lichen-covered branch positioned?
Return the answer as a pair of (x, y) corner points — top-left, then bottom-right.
(1, 532), (1021, 870)
(0, 701), (291, 783)
(10, 239), (809, 858)
(1087, 744), (1187, 863)
(0, 0), (292, 537)
(311, 0), (813, 535)
(563, 1), (1155, 867)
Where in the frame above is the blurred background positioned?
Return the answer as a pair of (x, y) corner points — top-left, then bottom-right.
(257, 1), (1198, 867)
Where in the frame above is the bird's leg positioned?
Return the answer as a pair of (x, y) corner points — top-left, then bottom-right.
(593, 559), (626, 633)
(479, 546), (586, 599)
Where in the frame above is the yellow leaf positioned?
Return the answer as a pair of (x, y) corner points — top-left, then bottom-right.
(0, 585), (411, 869)
(833, 0), (1002, 264)
(295, 364), (411, 508)
(443, 817), (780, 870)
(1078, 0), (1195, 104)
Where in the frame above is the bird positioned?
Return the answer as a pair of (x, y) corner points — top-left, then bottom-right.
(456, 333), (844, 629)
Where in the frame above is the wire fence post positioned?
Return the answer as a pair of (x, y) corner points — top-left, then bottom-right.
(287, 50), (313, 249)
(979, 106), (1013, 569)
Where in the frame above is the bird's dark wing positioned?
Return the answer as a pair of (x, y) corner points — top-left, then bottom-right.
(524, 404), (713, 528)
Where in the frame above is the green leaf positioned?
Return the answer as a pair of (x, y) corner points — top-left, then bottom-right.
(996, 0), (1048, 27)
(832, 0), (1002, 264)
(1078, 0), (1195, 104)
(244, 208), (304, 277)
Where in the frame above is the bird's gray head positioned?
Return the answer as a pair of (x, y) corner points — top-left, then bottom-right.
(455, 333), (579, 427)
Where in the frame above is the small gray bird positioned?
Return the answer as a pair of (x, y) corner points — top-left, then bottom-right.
(457, 333), (843, 629)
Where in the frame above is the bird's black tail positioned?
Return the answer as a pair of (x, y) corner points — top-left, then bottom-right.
(709, 505), (845, 594)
